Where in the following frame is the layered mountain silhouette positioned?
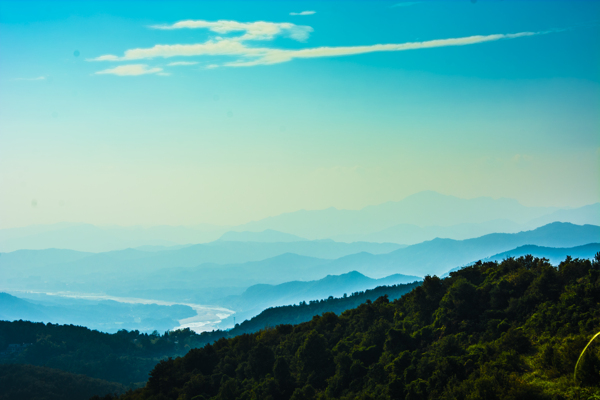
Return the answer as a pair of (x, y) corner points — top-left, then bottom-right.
(483, 243), (600, 265)
(0, 240), (404, 286)
(1, 192), (597, 252)
(2, 222), (597, 304)
(217, 270), (420, 323)
(217, 229), (307, 242)
(307, 222), (600, 277)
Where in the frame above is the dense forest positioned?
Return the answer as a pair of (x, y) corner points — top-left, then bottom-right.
(0, 364), (125, 400)
(229, 282), (421, 336)
(111, 254), (600, 400)
(0, 283), (418, 390)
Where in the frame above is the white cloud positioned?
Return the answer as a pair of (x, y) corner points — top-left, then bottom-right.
(150, 19), (313, 42)
(290, 11), (316, 16)
(89, 39), (265, 62)
(167, 61), (199, 66)
(13, 76), (46, 81)
(90, 31), (540, 68)
(95, 64), (164, 76)
(206, 64), (219, 69)
(227, 32), (539, 67)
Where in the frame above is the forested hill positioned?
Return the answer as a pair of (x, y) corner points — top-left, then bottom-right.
(0, 364), (126, 400)
(116, 254), (600, 400)
(226, 281), (421, 336)
(0, 282), (419, 391)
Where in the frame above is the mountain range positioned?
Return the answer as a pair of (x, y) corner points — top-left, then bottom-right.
(483, 242), (600, 265)
(2, 222), (597, 305)
(216, 270), (420, 324)
(314, 222), (600, 278)
(1, 191), (597, 252)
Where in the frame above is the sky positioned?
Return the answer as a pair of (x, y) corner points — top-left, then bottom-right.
(0, 0), (599, 229)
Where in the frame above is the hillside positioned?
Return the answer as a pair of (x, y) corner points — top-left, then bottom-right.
(0, 320), (196, 387)
(0, 364), (126, 400)
(0, 282), (419, 388)
(218, 271), (420, 323)
(225, 281), (421, 336)
(115, 253), (600, 400)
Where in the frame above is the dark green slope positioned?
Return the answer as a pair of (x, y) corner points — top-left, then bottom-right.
(219, 271), (420, 321)
(0, 363), (125, 400)
(0, 283), (419, 389)
(116, 254), (600, 400)
(226, 281), (421, 336)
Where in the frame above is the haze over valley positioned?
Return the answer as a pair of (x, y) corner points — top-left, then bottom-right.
(1, 1), (599, 399)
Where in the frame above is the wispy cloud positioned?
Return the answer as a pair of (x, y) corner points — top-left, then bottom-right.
(90, 18), (548, 74)
(95, 64), (164, 76)
(13, 76), (46, 81)
(390, 2), (422, 8)
(167, 61), (199, 66)
(150, 20), (313, 41)
(227, 32), (539, 67)
(91, 31), (541, 68)
(290, 11), (316, 16)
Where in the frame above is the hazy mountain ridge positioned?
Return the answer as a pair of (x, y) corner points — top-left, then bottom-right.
(236, 191), (567, 239)
(331, 219), (524, 244)
(1, 192), (596, 252)
(217, 229), (307, 243)
(2, 223), (597, 303)
(0, 292), (196, 333)
(483, 242), (600, 264)
(316, 222), (600, 278)
(216, 270), (421, 324)
(0, 240), (404, 289)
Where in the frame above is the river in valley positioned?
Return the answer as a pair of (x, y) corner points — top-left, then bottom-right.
(5, 289), (235, 333)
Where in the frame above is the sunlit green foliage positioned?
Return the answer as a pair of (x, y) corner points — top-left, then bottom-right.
(116, 254), (600, 400)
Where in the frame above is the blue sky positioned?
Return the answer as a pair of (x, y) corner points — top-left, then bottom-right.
(0, 1), (598, 228)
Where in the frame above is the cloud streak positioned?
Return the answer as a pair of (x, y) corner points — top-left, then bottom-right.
(228, 32), (539, 67)
(95, 64), (164, 76)
(150, 19), (313, 41)
(91, 31), (540, 68)
(290, 11), (316, 16)
(167, 61), (199, 66)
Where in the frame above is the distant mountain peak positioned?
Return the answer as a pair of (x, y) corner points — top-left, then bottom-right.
(217, 229), (307, 243)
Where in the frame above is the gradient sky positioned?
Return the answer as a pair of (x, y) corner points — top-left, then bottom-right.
(0, 1), (599, 229)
